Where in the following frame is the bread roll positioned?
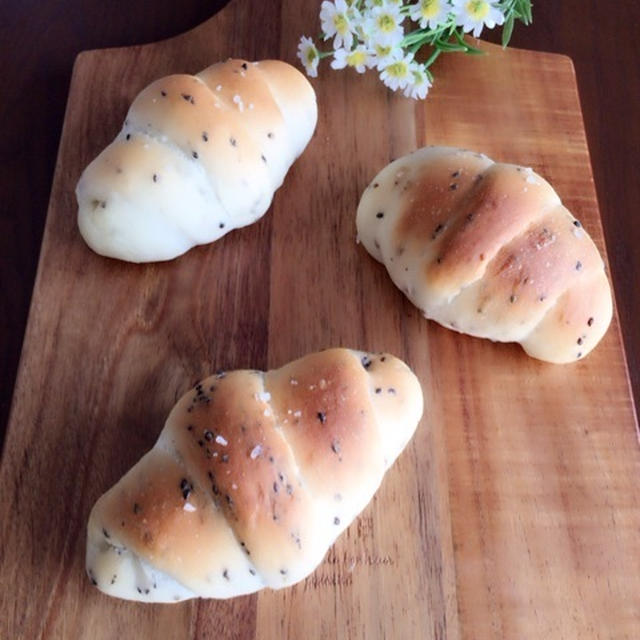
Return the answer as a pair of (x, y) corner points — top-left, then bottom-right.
(76, 59), (317, 263)
(356, 146), (612, 363)
(86, 348), (423, 602)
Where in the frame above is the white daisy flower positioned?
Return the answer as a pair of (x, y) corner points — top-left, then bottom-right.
(370, 42), (404, 71)
(320, 0), (357, 50)
(403, 63), (432, 99)
(366, 3), (405, 48)
(297, 36), (320, 78)
(331, 45), (375, 73)
(451, 0), (504, 38)
(379, 52), (414, 91)
(409, 0), (451, 30)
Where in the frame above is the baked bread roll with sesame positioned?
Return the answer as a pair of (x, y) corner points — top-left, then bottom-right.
(76, 58), (317, 262)
(356, 146), (612, 363)
(86, 348), (423, 602)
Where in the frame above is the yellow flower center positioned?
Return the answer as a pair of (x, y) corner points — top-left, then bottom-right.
(375, 44), (393, 57)
(420, 0), (440, 18)
(347, 50), (367, 67)
(377, 13), (397, 33)
(386, 60), (409, 78)
(465, 0), (489, 19)
(412, 70), (425, 84)
(333, 13), (349, 35)
(305, 47), (317, 64)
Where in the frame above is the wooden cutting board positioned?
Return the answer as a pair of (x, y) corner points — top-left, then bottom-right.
(2, 0), (639, 638)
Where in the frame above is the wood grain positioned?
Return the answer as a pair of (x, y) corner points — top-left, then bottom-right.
(1, 0), (639, 638)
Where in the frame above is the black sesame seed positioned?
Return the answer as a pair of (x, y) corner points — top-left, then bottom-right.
(180, 478), (192, 500)
(223, 569), (229, 580)
(588, 317), (594, 326)
(510, 294), (516, 303)
(152, 173), (159, 183)
(361, 355), (372, 369)
(317, 411), (326, 424)
(278, 472), (285, 482)
(133, 503), (141, 514)
(451, 170), (461, 178)
(539, 295), (546, 302)
(373, 182), (379, 188)
(230, 137), (237, 147)
(331, 440), (341, 455)
(91, 577), (98, 586)
(388, 388), (396, 395)
(192, 151), (198, 159)
(577, 337), (583, 345)
(375, 388), (382, 394)
(249, 568), (256, 575)
(286, 484), (293, 495)
(577, 352), (583, 358)
(334, 517), (340, 525)
(273, 482), (279, 493)
(241, 62), (248, 70)
(449, 183), (458, 190)
(573, 220), (582, 227)
(198, 440), (204, 447)
(261, 154), (267, 163)
(576, 261), (582, 271)
(269, 456), (275, 463)
(376, 212), (384, 219)
(160, 90), (167, 97)
(280, 569), (287, 575)
(225, 494), (233, 506)
(103, 528), (110, 538)
(111, 575), (117, 585)
(137, 587), (142, 594)
(212, 484), (219, 495)
(125, 133), (131, 141)
(204, 430), (214, 442)
(219, 222), (225, 229)
(380, 356), (386, 362)
(181, 93), (195, 104)
(466, 213), (474, 222)
(267, 132), (274, 139)
(221, 454), (229, 463)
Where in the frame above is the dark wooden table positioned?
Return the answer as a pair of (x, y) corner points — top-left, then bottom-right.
(1, 0), (638, 451)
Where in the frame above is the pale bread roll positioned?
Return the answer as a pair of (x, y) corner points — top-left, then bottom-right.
(356, 146), (612, 363)
(86, 348), (423, 602)
(76, 59), (317, 263)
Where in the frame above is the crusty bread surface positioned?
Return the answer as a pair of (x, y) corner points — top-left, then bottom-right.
(77, 58), (317, 263)
(86, 348), (423, 602)
(356, 146), (612, 363)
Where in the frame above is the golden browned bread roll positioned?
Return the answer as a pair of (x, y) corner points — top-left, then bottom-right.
(76, 59), (317, 263)
(86, 348), (423, 602)
(356, 146), (612, 363)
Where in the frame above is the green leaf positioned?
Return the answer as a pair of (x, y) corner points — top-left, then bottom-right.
(502, 14), (515, 47)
